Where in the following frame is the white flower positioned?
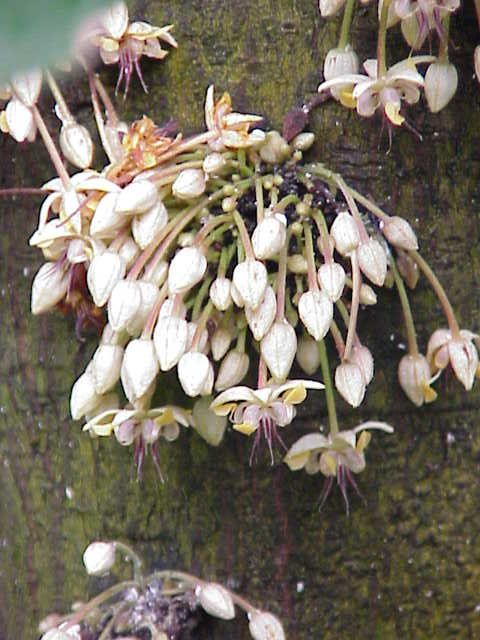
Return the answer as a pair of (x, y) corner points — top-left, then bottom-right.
(107, 279), (142, 331)
(87, 250), (126, 307)
(92, 343), (124, 394)
(177, 352), (214, 397)
(248, 610), (285, 640)
(298, 290), (333, 341)
(115, 179), (159, 215)
(252, 214), (287, 260)
(261, 320), (297, 381)
(70, 366), (101, 420)
(330, 211), (360, 256)
(168, 246), (207, 294)
(215, 350), (250, 391)
(205, 85), (263, 151)
(317, 262), (346, 301)
(10, 69), (42, 106)
(196, 582), (235, 620)
(132, 200), (168, 249)
(323, 45), (359, 103)
(335, 361), (366, 407)
(296, 335), (321, 375)
(244, 285), (277, 341)
(31, 262), (69, 315)
(154, 316), (189, 370)
(211, 326), (234, 361)
(424, 61), (458, 113)
(90, 192), (124, 239)
(59, 122), (93, 169)
(172, 168), (206, 199)
(232, 259), (268, 310)
(120, 338), (159, 403)
(427, 328), (479, 391)
(398, 353), (437, 406)
(82, 541), (116, 576)
(209, 277), (233, 311)
(382, 216), (418, 250)
(356, 237), (388, 286)
(4, 98), (36, 142)
(211, 380), (323, 455)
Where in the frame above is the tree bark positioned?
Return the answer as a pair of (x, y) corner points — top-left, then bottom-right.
(1, 1), (480, 638)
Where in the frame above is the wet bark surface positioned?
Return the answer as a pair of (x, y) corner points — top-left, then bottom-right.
(1, 1), (480, 639)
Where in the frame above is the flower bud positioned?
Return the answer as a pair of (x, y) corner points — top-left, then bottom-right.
(70, 367), (101, 420)
(215, 350), (250, 391)
(132, 200), (168, 249)
(121, 339), (159, 403)
(115, 180), (158, 215)
(230, 281), (245, 307)
(90, 192), (124, 239)
(382, 216), (418, 250)
(261, 320), (297, 381)
(330, 211), (360, 256)
(209, 277), (232, 311)
(196, 583), (235, 620)
(298, 290), (333, 341)
(248, 610), (285, 640)
(398, 353), (436, 406)
(11, 69), (42, 106)
(178, 352), (214, 397)
(192, 397), (227, 446)
(252, 215), (287, 260)
(232, 259), (268, 309)
(40, 628), (72, 640)
(87, 251), (126, 307)
(335, 361), (366, 407)
(92, 344), (124, 394)
(118, 237), (140, 269)
(350, 343), (374, 386)
(287, 254), (308, 274)
(154, 316), (189, 370)
(259, 131), (291, 164)
(292, 132), (315, 151)
(108, 279), (142, 331)
(31, 262), (68, 314)
(82, 541), (116, 576)
(60, 122), (93, 169)
(159, 296), (186, 319)
(144, 260), (168, 287)
(323, 45), (359, 100)
(357, 238), (387, 286)
(245, 285), (277, 341)
(172, 168), (206, 199)
(359, 283), (377, 305)
(425, 61), (458, 114)
(396, 249), (419, 289)
(101, 2), (129, 39)
(168, 246), (207, 294)
(211, 326), (233, 361)
(5, 98), (35, 142)
(319, 0), (347, 17)
(296, 335), (321, 375)
(186, 322), (209, 353)
(125, 280), (160, 335)
(203, 152), (227, 174)
(317, 262), (345, 301)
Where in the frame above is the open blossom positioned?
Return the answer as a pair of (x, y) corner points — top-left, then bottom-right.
(205, 85), (263, 151)
(89, 1), (177, 94)
(426, 329), (480, 391)
(83, 404), (192, 477)
(318, 58), (427, 126)
(285, 421), (393, 512)
(210, 380), (324, 463)
(391, 0), (460, 49)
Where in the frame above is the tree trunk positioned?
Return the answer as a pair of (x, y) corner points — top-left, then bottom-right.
(1, 1), (479, 638)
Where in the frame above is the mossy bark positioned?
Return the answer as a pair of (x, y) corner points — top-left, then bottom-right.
(1, 2), (480, 639)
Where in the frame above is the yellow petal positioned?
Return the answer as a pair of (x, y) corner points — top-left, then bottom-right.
(233, 422), (257, 436)
(91, 423), (114, 437)
(356, 431), (371, 453)
(0, 110), (9, 133)
(323, 452), (337, 475)
(385, 102), (405, 126)
(154, 408), (174, 426)
(422, 383), (438, 404)
(100, 37), (120, 52)
(212, 402), (237, 417)
(284, 450), (310, 471)
(283, 384), (307, 405)
(339, 88), (357, 109)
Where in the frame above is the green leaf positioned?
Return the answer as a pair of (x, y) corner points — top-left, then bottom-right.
(0, 0), (109, 82)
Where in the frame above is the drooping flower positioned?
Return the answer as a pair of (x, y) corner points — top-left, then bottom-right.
(89, 2), (177, 94)
(318, 58), (428, 126)
(204, 85), (263, 151)
(285, 421), (393, 512)
(210, 380), (324, 463)
(426, 329), (480, 391)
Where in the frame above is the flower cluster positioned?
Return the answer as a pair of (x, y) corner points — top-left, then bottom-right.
(317, 0), (470, 129)
(39, 540), (285, 640)
(4, 1), (477, 511)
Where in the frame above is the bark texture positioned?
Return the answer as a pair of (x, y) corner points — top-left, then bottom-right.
(1, 1), (480, 639)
